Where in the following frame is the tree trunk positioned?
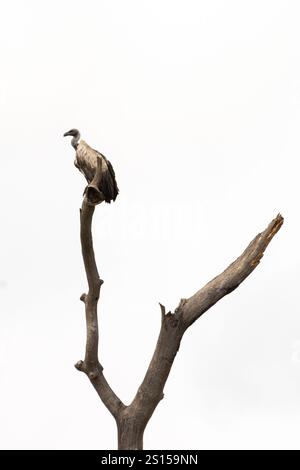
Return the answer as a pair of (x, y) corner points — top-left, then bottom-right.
(117, 418), (145, 450)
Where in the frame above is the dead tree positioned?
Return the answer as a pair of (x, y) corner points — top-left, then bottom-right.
(74, 156), (283, 450)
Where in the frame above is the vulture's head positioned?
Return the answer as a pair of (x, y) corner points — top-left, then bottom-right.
(63, 128), (80, 138)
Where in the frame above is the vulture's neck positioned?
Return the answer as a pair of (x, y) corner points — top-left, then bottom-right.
(71, 133), (80, 150)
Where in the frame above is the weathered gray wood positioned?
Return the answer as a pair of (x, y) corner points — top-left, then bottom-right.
(76, 205), (283, 449)
(75, 198), (125, 419)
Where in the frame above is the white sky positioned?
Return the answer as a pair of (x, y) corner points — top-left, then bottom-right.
(0, 0), (299, 450)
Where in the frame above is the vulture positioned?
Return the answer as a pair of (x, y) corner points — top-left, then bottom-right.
(63, 128), (119, 203)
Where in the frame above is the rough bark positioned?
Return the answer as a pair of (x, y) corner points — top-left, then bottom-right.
(75, 202), (283, 449)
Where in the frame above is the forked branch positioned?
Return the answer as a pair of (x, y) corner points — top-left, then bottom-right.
(75, 202), (283, 449)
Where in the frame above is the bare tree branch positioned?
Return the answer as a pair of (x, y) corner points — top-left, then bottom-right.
(124, 213), (284, 446)
(75, 160), (125, 419)
(181, 213), (284, 328)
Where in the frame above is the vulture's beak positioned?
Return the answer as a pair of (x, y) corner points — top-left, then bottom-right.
(63, 131), (71, 137)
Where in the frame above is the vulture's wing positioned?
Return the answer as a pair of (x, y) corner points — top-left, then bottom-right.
(93, 149), (119, 203)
